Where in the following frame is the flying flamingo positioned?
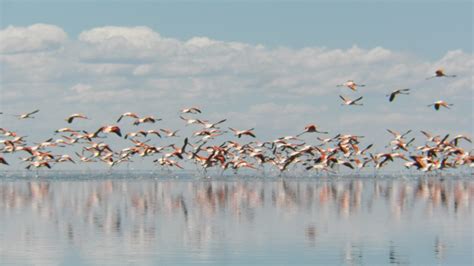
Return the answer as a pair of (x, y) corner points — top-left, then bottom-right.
(17, 109), (40, 119)
(450, 135), (472, 146)
(297, 124), (328, 137)
(201, 119), (227, 129)
(160, 128), (180, 137)
(65, 113), (89, 123)
(133, 116), (161, 126)
(339, 95), (363, 106)
(337, 80), (366, 91)
(93, 125), (122, 137)
(229, 128), (256, 138)
(428, 101), (453, 110)
(180, 116), (204, 126)
(165, 138), (189, 159)
(386, 88), (410, 102)
(180, 107), (202, 114)
(54, 128), (78, 134)
(116, 112), (139, 123)
(124, 130), (148, 139)
(26, 161), (51, 170)
(426, 69), (456, 79)
(387, 129), (412, 140)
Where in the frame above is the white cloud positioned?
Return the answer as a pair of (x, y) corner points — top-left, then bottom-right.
(70, 83), (92, 93)
(78, 26), (161, 47)
(185, 36), (219, 48)
(77, 26), (180, 63)
(0, 24), (67, 54)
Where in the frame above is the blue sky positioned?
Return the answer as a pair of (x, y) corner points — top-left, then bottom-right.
(1, 1), (472, 59)
(0, 1), (472, 171)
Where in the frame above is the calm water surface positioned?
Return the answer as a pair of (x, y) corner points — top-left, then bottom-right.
(0, 175), (472, 265)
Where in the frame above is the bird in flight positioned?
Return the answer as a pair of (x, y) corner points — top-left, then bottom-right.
(337, 80), (366, 91)
(297, 124), (328, 137)
(160, 128), (180, 137)
(93, 125), (123, 137)
(65, 113), (89, 124)
(116, 112), (139, 123)
(180, 107), (202, 114)
(133, 116), (161, 126)
(180, 116), (204, 126)
(339, 95), (364, 106)
(386, 88), (410, 102)
(426, 69), (456, 79)
(17, 109), (40, 119)
(229, 128), (256, 138)
(387, 129), (412, 140)
(201, 119), (227, 129)
(428, 100), (453, 110)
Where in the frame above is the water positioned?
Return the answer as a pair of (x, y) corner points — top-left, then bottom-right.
(0, 175), (472, 265)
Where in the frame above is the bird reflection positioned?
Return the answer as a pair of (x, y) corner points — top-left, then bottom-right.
(0, 178), (472, 264)
(305, 224), (317, 247)
(434, 236), (447, 262)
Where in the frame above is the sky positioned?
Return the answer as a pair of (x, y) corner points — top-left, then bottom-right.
(0, 0), (472, 171)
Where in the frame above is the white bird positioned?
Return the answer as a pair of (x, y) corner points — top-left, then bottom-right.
(17, 109), (40, 119)
(339, 95), (363, 106)
(427, 100), (453, 110)
(336, 80), (366, 91)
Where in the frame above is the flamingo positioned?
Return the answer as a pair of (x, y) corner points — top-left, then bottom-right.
(65, 113), (89, 123)
(179, 116), (204, 126)
(426, 69), (456, 79)
(420, 130), (441, 142)
(337, 80), (365, 91)
(297, 124), (328, 137)
(450, 135), (472, 146)
(116, 112), (139, 123)
(154, 157), (184, 169)
(387, 88), (410, 102)
(317, 135), (338, 145)
(387, 129), (412, 140)
(351, 157), (371, 169)
(201, 119), (227, 129)
(93, 125), (122, 137)
(181, 107), (202, 114)
(229, 128), (256, 138)
(75, 152), (95, 163)
(26, 161), (51, 170)
(405, 155), (431, 171)
(54, 128), (78, 134)
(160, 128), (180, 137)
(165, 138), (189, 159)
(17, 109), (39, 119)
(0, 128), (17, 137)
(339, 95), (363, 106)
(146, 130), (163, 138)
(133, 116), (161, 126)
(124, 130), (148, 139)
(391, 138), (415, 152)
(428, 101), (453, 110)
(56, 154), (75, 164)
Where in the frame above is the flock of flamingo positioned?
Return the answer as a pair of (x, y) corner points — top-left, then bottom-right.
(0, 69), (472, 175)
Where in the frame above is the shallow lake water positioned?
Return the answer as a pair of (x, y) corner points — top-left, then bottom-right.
(0, 174), (472, 265)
